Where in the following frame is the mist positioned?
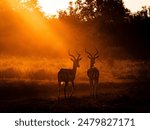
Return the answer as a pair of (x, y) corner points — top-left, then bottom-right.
(0, 0), (150, 83)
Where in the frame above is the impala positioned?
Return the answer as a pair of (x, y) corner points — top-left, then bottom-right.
(58, 51), (82, 100)
(85, 48), (99, 98)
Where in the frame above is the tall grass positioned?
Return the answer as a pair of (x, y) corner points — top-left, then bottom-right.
(0, 55), (150, 82)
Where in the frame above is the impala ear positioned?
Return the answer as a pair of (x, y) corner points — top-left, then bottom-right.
(95, 56), (99, 59)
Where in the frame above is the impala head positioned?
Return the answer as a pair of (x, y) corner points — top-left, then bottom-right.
(69, 50), (82, 68)
(85, 48), (99, 67)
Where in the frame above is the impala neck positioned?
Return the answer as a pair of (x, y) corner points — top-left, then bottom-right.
(90, 61), (94, 68)
(73, 63), (77, 74)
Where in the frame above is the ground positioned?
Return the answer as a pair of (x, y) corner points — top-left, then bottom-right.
(0, 80), (150, 113)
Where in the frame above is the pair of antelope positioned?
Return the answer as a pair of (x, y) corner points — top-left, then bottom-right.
(58, 49), (99, 100)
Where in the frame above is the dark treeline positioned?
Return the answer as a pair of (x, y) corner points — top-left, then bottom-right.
(58, 0), (150, 59)
(0, 0), (150, 59)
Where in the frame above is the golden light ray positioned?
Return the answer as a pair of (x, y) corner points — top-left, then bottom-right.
(4, 0), (71, 56)
(38, 0), (76, 16)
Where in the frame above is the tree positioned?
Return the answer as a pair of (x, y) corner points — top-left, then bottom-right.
(18, 0), (42, 14)
(58, 1), (81, 23)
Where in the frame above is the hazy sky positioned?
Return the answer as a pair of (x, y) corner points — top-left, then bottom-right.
(38, 0), (150, 15)
(124, 0), (150, 12)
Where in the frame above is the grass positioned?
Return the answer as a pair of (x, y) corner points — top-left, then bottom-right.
(0, 56), (150, 112)
(0, 80), (150, 113)
(1, 56), (150, 82)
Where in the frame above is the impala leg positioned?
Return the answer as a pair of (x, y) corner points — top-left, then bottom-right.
(95, 82), (97, 99)
(89, 80), (91, 96)
(90, 80), (94, 97)
(64, 82), (68, 100)
(70, 81), (75, 98)
(94, 80), (98, 99)
(93, 82), (95, 98)
(89, 80), (92, 97)
(93, 81), (95, 98)
(95, 79), (99, 99)
(58, 81), (61, 102)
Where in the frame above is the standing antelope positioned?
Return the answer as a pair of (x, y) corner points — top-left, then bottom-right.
(58, 51), (82, 100)
(85, 48), (99, 98)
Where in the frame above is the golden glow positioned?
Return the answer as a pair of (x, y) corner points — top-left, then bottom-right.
(38, 0), (76, 16)
(3, 0), (74, 57)
(3, 0), (150, 57)
(124, 0), (150, 12)
(37, 0), (150, 16)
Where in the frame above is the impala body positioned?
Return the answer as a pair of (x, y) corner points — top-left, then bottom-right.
(87, 67), (99, 81)
(85, 48), (100, 98)
(58, 51), (81, 100)
(58, 64), (78, 82)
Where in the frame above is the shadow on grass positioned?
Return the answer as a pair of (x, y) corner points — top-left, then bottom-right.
(0, 80), (150, 113)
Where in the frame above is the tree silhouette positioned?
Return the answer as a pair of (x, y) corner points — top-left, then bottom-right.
(0, 0), (150, 59)
(61, 0), (150, 59)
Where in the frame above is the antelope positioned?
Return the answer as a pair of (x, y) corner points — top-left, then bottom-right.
(85, 48), (99, 98)
(58, 51), (82, 100)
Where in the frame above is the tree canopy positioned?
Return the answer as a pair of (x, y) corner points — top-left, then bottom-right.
(0, 0), (150, 59)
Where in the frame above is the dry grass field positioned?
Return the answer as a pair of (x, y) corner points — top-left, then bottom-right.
(0, 57), (150, 112)
(0, 80), (150, 113)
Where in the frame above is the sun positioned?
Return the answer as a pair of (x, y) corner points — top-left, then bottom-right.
(38, 0), (75, 16)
